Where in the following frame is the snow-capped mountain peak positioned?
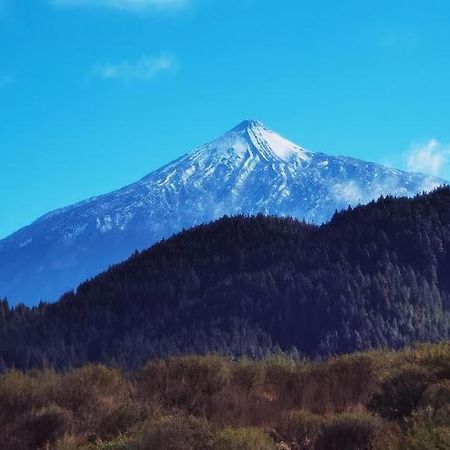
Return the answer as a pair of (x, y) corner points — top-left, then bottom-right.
(0, 120), (446, 305)
(197, 119), (310, 163)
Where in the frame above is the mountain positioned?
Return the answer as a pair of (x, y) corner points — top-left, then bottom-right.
(1, 188), (449, 370)
(0, 120), (445, 305)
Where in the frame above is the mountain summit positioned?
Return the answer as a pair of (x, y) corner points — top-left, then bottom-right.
(204, 119), (310, 162)
(0, 120), (445, 304)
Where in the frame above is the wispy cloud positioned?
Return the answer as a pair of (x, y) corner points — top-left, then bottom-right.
(92, 53), (177, 82)
(49, 0), (189, 13)
(405, 139), (450, 179)
(332, 181), (364, 204)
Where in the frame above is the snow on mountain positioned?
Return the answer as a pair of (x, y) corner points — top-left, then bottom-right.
(0, 120), (445, 305)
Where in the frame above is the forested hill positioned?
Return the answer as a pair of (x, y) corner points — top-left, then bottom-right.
(1, 188), (450, 370)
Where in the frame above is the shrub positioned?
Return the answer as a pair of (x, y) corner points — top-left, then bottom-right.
(131, 414), (212, 450)
(99, 403), (154, 439)
(54, 434), (90, 450)
(137, 355), (230, 412)
(368, 365), (433, 421)
(231, 359), (264, 394)
(18, 404), (73, 449)
(278, 410), (324, 449)
(89, 435), (132, 450)
(0, 369), (58, 421)
(320, 353), (378, 411)
(211, 427), (277, 450)
(420, 380), (450, 414)
(401, 425), (450, 450)
(135, 359), (167, 401)
(414, 342), (450, 378)
(57, 365), (127, 411)
(262, 356), (300, 404)
(56, 364), (129, 434)
(318, 412), (392, 450)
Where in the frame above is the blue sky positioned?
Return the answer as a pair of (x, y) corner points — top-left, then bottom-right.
(1, 0), (450, 238)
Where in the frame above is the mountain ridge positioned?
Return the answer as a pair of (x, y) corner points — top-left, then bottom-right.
(0, 120), (446, 305)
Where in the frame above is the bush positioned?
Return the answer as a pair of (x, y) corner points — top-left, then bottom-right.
(231, 359), (264, 394)
(0, 369), (57, 421)
(278, 410), (324, 449)
(414, 342), (450, 378)
(402, 425), (450, 450)
(17, 404), (73, 449)
(57, 365), (127, 411)
(99, 403), (154, 439)
(137, 355), (230, 413)
(211, 427), (276, 450)
(262, 356), (300, 404)
(420, 380), (450, 414)
(368, 365), (433, 420)
(131, 414), (212, 450)
(318, 412), (392, 450)
(54, 434), (90, 450)
(89, 435), (132, 450)
(56, 364), (129, 434)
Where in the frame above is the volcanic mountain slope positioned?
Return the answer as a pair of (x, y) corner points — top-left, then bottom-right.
(0, 120), (445, 304)
(1, 188), (449, 370)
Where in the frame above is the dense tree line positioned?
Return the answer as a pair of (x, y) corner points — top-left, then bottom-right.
(0, 187), (450, 370)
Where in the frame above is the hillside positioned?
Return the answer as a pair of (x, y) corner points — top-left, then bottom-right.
(0, 187), (449, 370)
(0, 120), (444, 305)
(1, 343), (449, 449)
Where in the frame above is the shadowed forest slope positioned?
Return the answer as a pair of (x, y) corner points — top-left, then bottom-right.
(0, 187), (450, 370)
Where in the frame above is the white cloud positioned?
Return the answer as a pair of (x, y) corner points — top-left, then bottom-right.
(49, 0), (189, 12)
(406, 139), (450, 179)
(93, 54), (177, 82)
(332, 181), (364, 204)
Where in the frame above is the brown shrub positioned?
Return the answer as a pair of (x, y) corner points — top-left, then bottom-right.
(55, 364), (130, 434)
(137, 355), (230, 415)
(16, 404), (73, 449)
(318, 412), (395, 450)
(99, 402), (156, 439)
(420, 380), (450, 413)
(231, 359), (265, 394)
(368, 364), (434, 421)
(130, 414), (212, 450)
(277, 409), (325, 449)
(0, 369), (58, 422)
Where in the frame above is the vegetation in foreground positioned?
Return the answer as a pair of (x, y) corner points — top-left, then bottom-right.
(0, 342), (449, 449)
